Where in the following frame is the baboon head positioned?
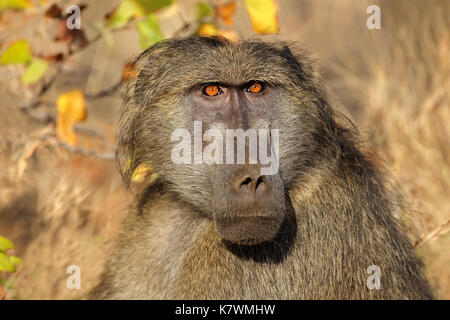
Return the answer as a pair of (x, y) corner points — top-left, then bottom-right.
(118, 37), (337, 245)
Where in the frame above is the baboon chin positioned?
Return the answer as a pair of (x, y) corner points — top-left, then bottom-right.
(90, 36), (434, 300)
(213, 164), (286, 245)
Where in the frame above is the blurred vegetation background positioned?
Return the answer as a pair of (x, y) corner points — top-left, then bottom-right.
(0, 0), (449, 299)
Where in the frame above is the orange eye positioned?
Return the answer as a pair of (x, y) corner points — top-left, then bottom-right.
(248, 82), (263, 93)
(205, 85), (220, 96)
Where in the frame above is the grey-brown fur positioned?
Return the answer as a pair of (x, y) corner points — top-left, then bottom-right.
(90, 37), (433, 299)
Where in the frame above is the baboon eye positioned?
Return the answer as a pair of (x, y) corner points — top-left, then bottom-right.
(247, 82), (263, 93)
(204, 85), (221, 96)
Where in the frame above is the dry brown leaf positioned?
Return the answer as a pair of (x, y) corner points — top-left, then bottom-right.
(218, 1), (236, 26)
(44, 3), (62, 19)
(122, 61), (139, 81)
(36, 53), (64, 62)
(217, 30), (239, 43)
(54, 20), (89, 48)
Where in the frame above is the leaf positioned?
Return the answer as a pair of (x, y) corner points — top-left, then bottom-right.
(105, 0), (175, 28)
(9, 255), (22, 267)
(22, 59), (48, 85)
(197, 23), (217, 37)
(122, 61), (138, 81)
(44, 3), (62, 18)
(56, 90), (87, 146)
(137, 14), (164, 49)
(218, 1), (236, 26)
(131, 164), (152, 183)
(217, 30), (239, 43)
(0, 40), (31, 65)
(54, 20), (89, 48)
(132, 0), (174, 14)
(0, 0), (31, 12)
(36, 53), (64, 62)
(0, 236), (13, 251)
(244, 0), (279, 34)
(197, 24), (238, 42)
(0, 252), (14, 272)
(105, 0), (136, 29)
(196, 2), (212, 20)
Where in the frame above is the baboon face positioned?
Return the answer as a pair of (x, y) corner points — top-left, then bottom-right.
(120, 37), (331, 245)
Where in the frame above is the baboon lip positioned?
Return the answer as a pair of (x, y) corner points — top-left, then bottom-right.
(226, 237), (263, 246)
(214, 215), (283, 245)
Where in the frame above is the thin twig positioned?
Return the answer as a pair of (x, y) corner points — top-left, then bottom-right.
(414, 219), (450, 248)
(19, 72), (59, 110)
(19, 21), (135, 113)
(54, 140), (115, 160)
(85, 80), (121, 99)
(173, 10), (191, 37)
(41, 133), (115, 160)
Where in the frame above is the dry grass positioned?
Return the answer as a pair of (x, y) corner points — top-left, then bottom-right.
(0, 136), (129, 299)
(0, 0), (449, 299)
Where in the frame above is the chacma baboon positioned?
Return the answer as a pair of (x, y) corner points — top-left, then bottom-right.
(90, 36), (433, 299)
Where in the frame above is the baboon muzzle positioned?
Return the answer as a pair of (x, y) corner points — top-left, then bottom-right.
(213, 165), (286, 245)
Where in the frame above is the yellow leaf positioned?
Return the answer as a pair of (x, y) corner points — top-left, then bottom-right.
(197, 23), (217, 37)
(56, 90), (87, 146)
(131, 164), (153, 183)
(0, 39), (31, 65)
(244, 0), (279, 34)
(0, 0), (32, 12)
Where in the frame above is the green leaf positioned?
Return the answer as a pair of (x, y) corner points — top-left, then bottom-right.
(0, 0), (31, 12)
(0, 40), (31, 65)
(9, 255), (22, 267)
(0, 252), (15, 272)
(0, 279), (14, 290)
(0, 235), (14, 251)
(196, 2), (212, 20)
(132, 0), (174, 14)
(105, 0), (137, 29)
(137, 14), (164, 49)
(105, 0), (175, 29)
(22, 58), (48, 85)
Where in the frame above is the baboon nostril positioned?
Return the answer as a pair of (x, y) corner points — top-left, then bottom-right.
(240, 176), (252, 190)
(236, 176), (268, 195)
(255, 176), (266, 191)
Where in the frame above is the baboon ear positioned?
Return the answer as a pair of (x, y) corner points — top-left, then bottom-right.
(132, 44), (170, 107)
(118, 40), (183, 187)
(116, 49), (162, 187)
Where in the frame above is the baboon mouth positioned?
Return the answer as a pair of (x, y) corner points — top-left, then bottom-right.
(214, 215), (283, 245)
(228, 237), (261, 246)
